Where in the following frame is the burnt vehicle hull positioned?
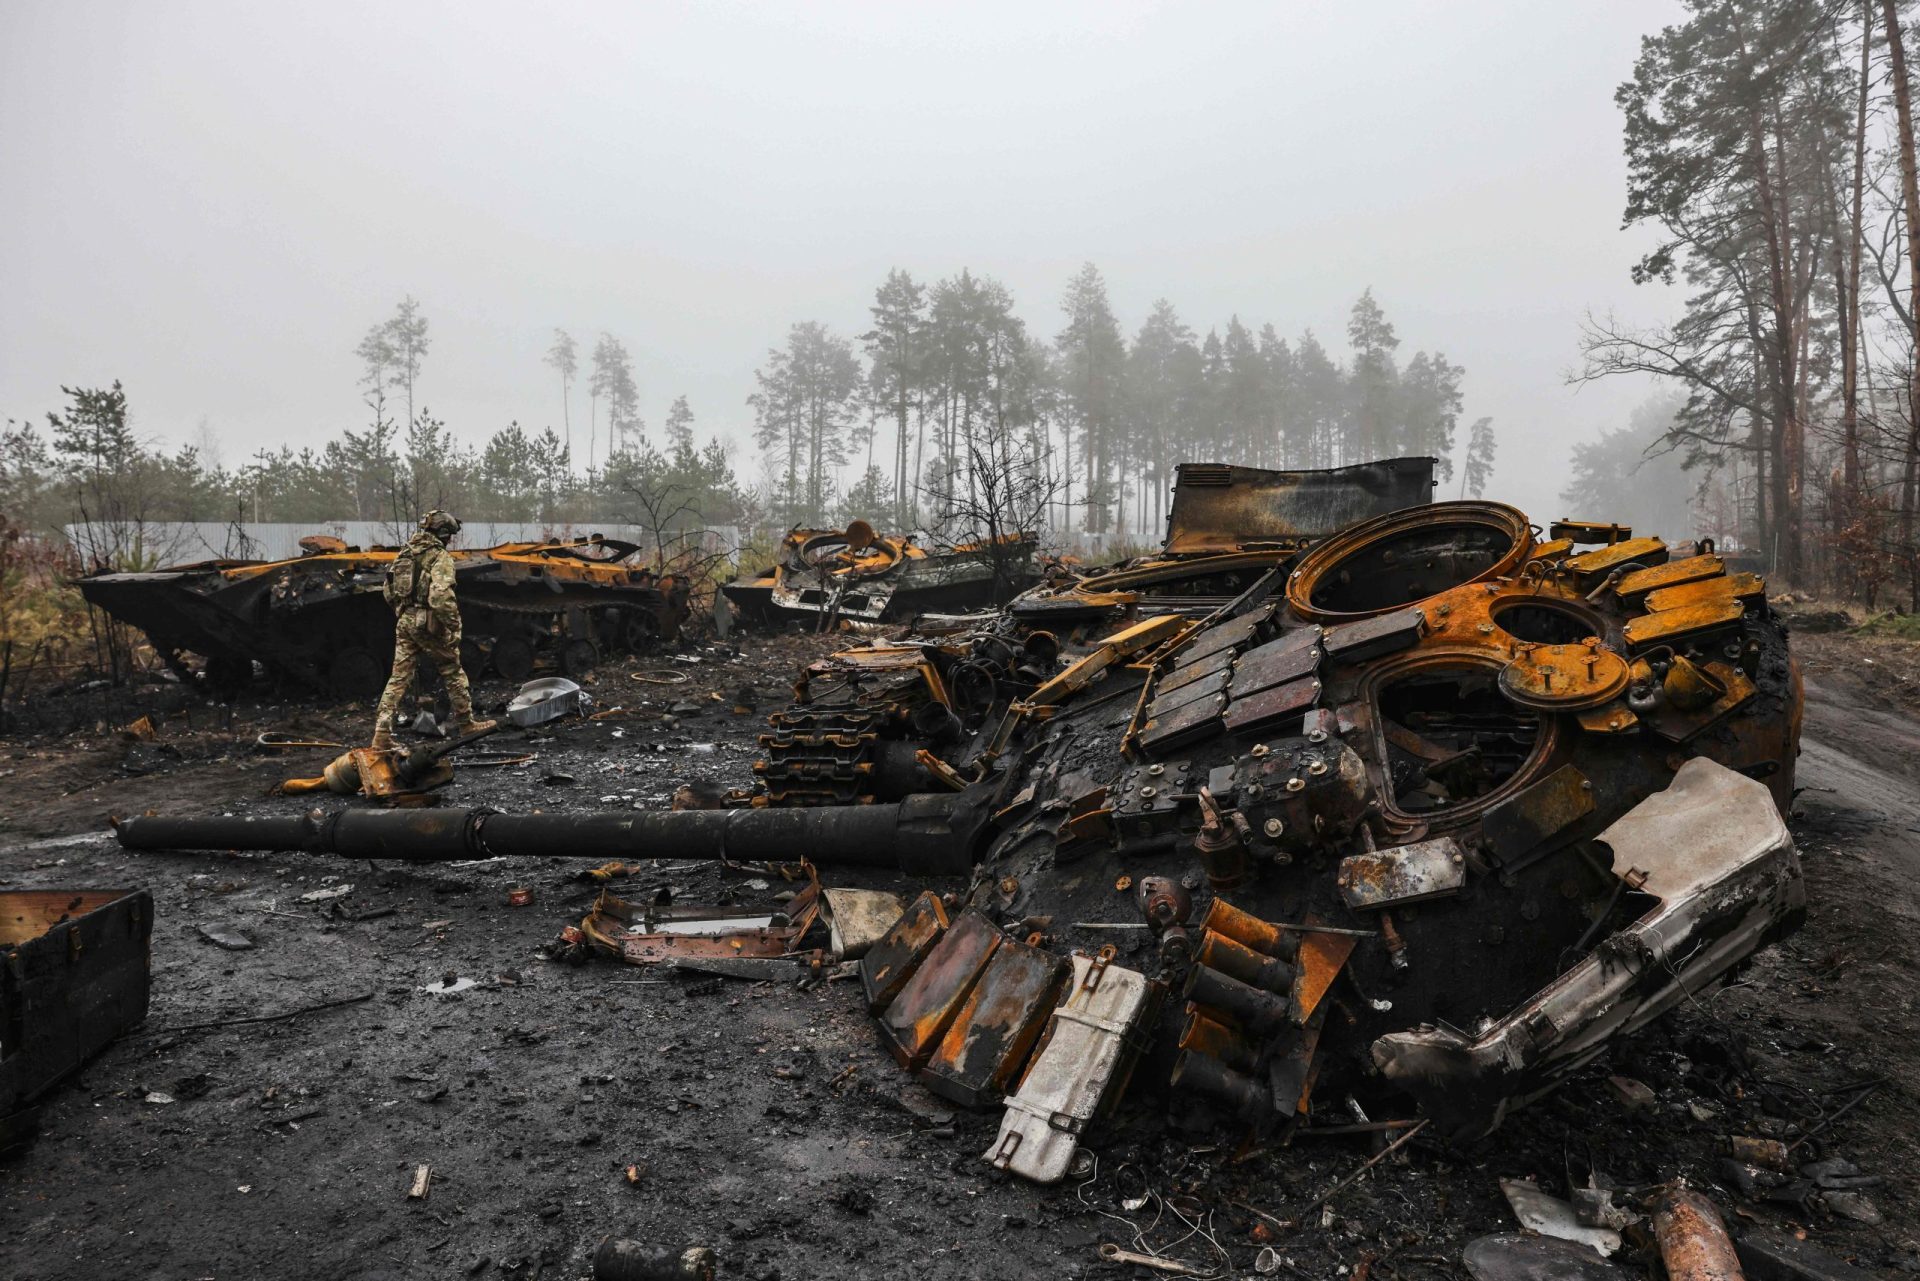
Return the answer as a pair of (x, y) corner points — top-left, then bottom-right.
(118, 493), (1804, 1167)
(724, 526), (1041, 629)
(1011, 457), (1436, 628)
(77, 537), (690, 698)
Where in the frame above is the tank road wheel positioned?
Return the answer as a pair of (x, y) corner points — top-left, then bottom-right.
(328, 647), (385, 700)
(204, 655), (253, 702)
(491, 635), (536, 682)
(619, 609), (659, 655)
(560, 639), (599, 677)
(459, 638), (486, 679)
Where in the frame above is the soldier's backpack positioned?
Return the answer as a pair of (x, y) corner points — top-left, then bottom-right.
(383, 544), (430, 613)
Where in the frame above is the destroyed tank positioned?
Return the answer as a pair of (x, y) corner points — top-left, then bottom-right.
(1009, 456), (1437, 631)
(722, 521), (1041, 630)
(117, 486), (1804, 1175)
(78, 534), (691, 698)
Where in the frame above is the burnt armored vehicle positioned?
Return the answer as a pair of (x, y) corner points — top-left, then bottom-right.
(78, 535), (691, 697)
(119, 494), (1802, 1172)
(1010, 456), (1436, 632)
(723, 521), (1041, 630)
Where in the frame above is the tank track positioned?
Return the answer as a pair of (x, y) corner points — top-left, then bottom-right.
(753, 707), (888, 806)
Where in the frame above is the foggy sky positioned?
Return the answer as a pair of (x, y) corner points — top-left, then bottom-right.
(1, 1), (1680, 524)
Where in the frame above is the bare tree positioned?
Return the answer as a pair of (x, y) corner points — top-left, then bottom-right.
(920, 427), (1060, 603)
(546, 328), (579, 458)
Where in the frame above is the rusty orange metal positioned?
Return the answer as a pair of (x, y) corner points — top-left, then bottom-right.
(1292, 928), (1356, 1022)
(1652, 1183), (1744, 1281)
(1195, 931), (1295, 994)
(860, 890), (951, 1012)
(1498, 641), (1630, 710)
(1623, 599), (1744, 651)
(1481, 763), (1596, 861)
(1642, 660), (1756, 742)
(1178, 1010), (1259, 1071)
(1202, 898), (1289, 957)
(1549, 519), (1632, 544)
(1616, 554), (1724, 597)
(1286, 501), (1536, 624)
(921, 933), (1067, 1106)
(1643, 571), (1766, 612)
(875, 910), (1004, 1071)
(1525, 537), (1574, 561)
(1576, 702), (1640, 734)
(580, 867), (824, 967)
(1025, 615), (1186, 707)
(1565, 535), (1668, 578)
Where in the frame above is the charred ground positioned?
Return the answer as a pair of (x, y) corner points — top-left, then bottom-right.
(0, 630), (1915, 1280)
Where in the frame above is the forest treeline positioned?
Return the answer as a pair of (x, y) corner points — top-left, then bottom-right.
(752, 268), (1494, 538)
(1579, 0), (1920, 607)
(1, 278), (1496, 572)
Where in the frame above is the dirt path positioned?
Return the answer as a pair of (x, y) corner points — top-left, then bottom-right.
(0, 646), (1916, 1279)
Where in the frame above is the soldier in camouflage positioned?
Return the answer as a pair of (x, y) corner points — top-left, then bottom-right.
(370, 510), (495, 750)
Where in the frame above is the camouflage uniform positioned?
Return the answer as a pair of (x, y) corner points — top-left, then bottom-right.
(372, 527), (476, 739)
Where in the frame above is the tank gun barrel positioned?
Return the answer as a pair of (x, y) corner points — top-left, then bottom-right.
(112, 793), (974, 875)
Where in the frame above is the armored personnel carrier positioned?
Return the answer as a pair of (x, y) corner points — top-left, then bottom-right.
(77, 535), (691, 697)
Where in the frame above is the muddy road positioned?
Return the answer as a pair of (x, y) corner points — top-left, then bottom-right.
(1, 636), (1915, 1279)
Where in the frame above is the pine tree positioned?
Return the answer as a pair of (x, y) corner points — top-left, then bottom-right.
(545, 329), (578, 459)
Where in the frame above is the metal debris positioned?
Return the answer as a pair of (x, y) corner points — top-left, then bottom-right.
(111, 477), (1807, 1173)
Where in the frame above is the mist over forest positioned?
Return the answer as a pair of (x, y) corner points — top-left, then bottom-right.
(5, 0), (1920, 604)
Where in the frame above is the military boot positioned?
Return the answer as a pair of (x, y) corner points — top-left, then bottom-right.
(370, 726), (396, 752)
(453, 717), (497, 737)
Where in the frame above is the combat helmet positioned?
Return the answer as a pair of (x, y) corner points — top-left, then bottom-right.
(420, 509), (462, 541)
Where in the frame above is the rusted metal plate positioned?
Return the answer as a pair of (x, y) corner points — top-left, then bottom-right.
(1642, 661), (1757, 743)
(1550, 519), (1632, 543)
(1163, 458), (1437, 555)
(1140, 691), (1228, 755)
(1, 889), (153, 1119)
(618, 930), (792, 964)
(1623, 599), (1744, 651)
(1577, 701), (1640, 734)
(1268, 1002), (1328, 1119)
(860, 891), (950, 1013)
(1498, 643), (1630, 711)
(1338, 836), (1467, 910)
(1527, 537), (1575, 560)
(1174, 608), (1271, 666)
(1156, 645), (1234, 696)
(1292, 926), (1356, 1022)
(1566, 536), (1668, 577)
(921, 935), (1067, 1107)
(1235, 624), (1323, 664)
(1147, 668), (1230, 720)
(1223, 674), (1321, 737)
(1228, 632), (1323, 699)
(876, 910), (1003, 1071)
(1322, 607), (1425, 663)
(1482, 764), (1596, 861)
(1616, 555), (1724, 598)
(1643, 571), (1765, 612)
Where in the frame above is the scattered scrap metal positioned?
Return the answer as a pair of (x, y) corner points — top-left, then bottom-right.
(722, 520), (1041, 630)
(113, 464), (1811, 1251)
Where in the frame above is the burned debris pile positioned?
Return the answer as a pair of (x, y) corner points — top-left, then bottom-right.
(722, 520), (1040, 630)
(101, 459), (1817, 1267)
